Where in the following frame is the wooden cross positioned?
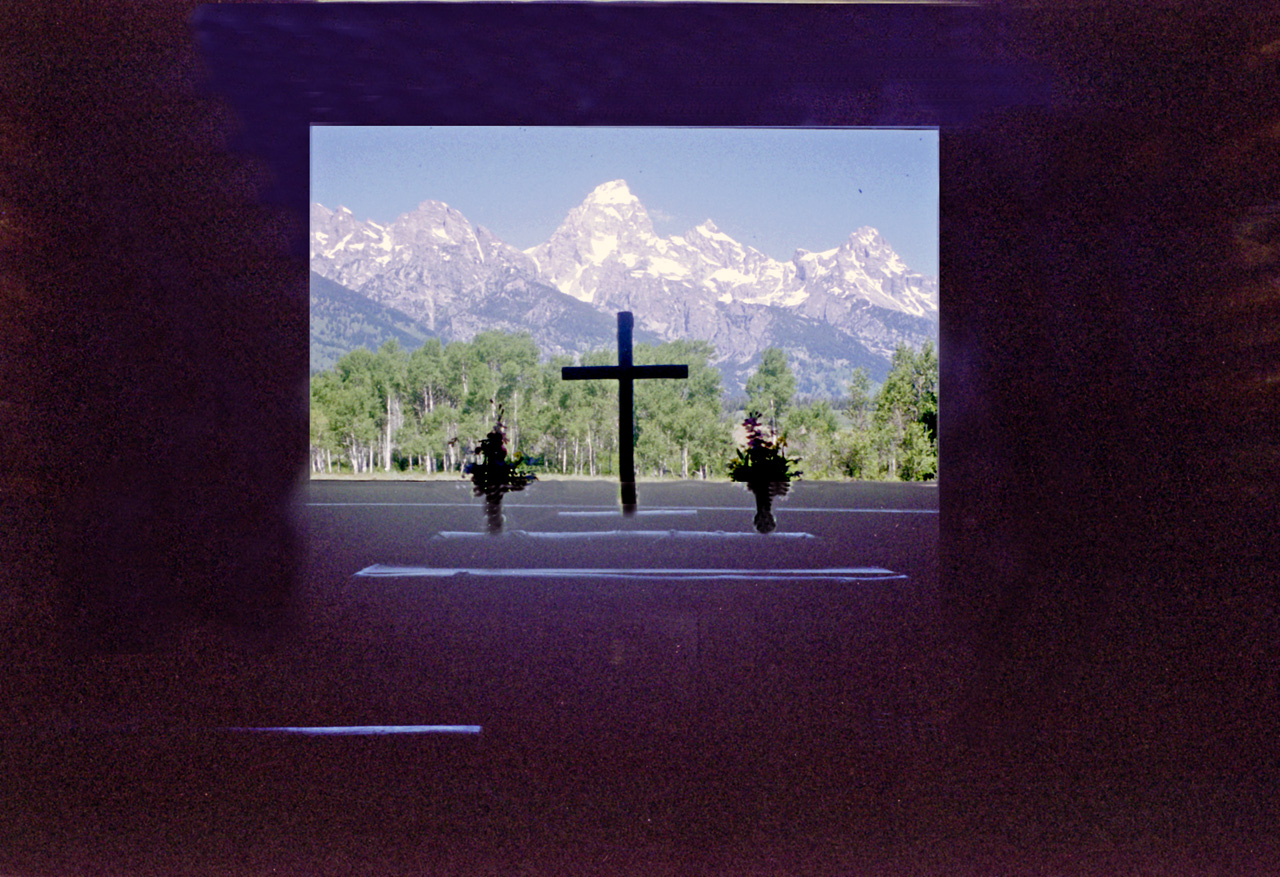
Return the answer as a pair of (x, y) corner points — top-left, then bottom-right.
(562, 311), (688, 505)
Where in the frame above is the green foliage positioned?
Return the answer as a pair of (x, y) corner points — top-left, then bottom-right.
(831, 341), (939, 481)
(308, 333), (937, 483)
(845, 367), (874, 431)
(745, 347), (796, 429)
(634, 339), (730, 479)
(873, 341), (939, 481)
(310, 361), (380, 473)
(898, 420), (938, 481)
(783, 399), (840, 478)
(836, 428), (881, 480)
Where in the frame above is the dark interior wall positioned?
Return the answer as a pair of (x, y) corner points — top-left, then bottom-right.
(1, 0), (1277, 812)
(940, 7), (1280, 768)
(4, 1), (1049, 650)
(2, 4), (306, 650)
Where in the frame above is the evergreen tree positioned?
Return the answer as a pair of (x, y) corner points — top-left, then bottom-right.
(838, 367), (880, 479)
(845, 367), (874, 431)
(745, 347), (796, 431)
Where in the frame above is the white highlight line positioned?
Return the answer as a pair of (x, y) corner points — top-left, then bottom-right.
(435, 530), (817, 540)
(354, 564), (905, 582)
(307, 502), (472, 507)
(558, 509), (698, 517)
(224, 725), (482, 736)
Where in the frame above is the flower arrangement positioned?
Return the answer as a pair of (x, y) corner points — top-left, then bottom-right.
(464, 414), (536, 498)
(728, 414), (800, 533)
(726, 414), (802, 484)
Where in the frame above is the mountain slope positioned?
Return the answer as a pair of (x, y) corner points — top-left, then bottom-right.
(310, 180), (938, 392)
(309, 272), (437, 374)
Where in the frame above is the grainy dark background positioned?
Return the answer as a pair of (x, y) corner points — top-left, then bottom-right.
(2, 2), (1278, 873)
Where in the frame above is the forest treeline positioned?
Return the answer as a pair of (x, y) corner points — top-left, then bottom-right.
(309, 332), (938, 481)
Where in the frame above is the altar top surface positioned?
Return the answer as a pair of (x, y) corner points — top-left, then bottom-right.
(300, 478), (939, 585)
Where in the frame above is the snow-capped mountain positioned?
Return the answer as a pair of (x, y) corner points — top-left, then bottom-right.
(310, 201), (616, 361)
(311, 200), (534, 331)
(529, 180), (797, 312)
(310, 180), (938, 394)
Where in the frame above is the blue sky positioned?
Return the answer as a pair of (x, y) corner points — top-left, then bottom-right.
(311, 127), (938, 277)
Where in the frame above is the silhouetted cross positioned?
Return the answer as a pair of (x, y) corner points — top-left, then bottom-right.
(562, 311), (688, 506)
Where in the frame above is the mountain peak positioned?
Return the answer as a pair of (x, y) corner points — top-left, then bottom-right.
(584, 179), (637, 206)
(848, 226), (883, 245)
(311, 187), (938, 393)
(693, 219), (739, 246)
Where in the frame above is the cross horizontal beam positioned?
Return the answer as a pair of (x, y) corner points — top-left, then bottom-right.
(560, 311), (689, 506)
(562, 364), (689, 381)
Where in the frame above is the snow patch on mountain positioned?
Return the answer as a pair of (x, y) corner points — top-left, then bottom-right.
(585, 179), (638, 206)
(588, 234), (618, 264)
(647, 257), (690, 279)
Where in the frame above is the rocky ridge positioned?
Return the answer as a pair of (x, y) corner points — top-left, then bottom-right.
(310, 180), (938, 394)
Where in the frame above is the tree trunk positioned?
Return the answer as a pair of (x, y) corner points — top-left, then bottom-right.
(384, 395), (392, 471)
(512, 390), (519, 455)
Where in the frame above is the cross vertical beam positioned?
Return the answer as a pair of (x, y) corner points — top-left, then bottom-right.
(562, 312), (688, 507)
(618, 311), (635, 491)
